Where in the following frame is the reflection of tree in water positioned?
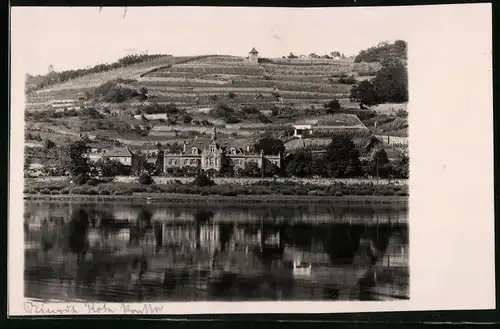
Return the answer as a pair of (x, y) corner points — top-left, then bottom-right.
(218, 223), (233, 252)
(194, 209), (215, 250)
(67, 208), (89, 265)
(130, 207), (153, 245)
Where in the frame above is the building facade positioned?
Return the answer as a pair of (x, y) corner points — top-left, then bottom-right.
(163, 127), (282, 173)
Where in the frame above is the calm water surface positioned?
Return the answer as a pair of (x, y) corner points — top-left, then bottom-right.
(24, 201), (409, 302)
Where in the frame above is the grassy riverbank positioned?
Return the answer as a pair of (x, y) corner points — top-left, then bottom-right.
(24, 178), (408, 205)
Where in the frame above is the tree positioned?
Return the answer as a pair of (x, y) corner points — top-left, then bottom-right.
(219, 153), (235, 177)
(96, 158), (130, 177)
(243, 162), (261, 177)
(323, 135), (362, 178)
(138, 172), (154, 185)
(323, 99), (341, 113)
(369, 148), (390, 178)
(263, 160), (280, 177)
(61, 140), (91, 179)
(193, 172), (215, 187)
(183, 115), (193, 124)
(371, 60), (408, 103)
(227, 91), (236, 99)
(350, 80), (379, 106)
(254, 137), (285, 155)
(391, 154), (409, 179)
(287, 52), (298, 59)
(285, 150), (314, 178)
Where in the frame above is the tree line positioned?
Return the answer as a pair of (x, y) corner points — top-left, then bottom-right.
(43, 134), (408, 186)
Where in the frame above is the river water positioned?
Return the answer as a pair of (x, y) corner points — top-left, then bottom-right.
(24, 201), (409, 302)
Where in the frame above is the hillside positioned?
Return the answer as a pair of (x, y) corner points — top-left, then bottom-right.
(24, 49), (408, 163)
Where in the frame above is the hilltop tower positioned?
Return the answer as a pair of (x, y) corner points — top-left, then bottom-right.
(248, 48), (259, 64)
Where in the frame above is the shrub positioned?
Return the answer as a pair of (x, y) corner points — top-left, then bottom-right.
(308, 190), (327, 196)
(193, 173), (215, 187)
(40, 189), (51, 195)
(88, 188), (99, 195)
(99, 189), (111, 195)
(220, 190), (238, 196)
(86, 178), (98, 186)
(138, 173), (154, 185)
(60, 188), (70, 194)
(334, 191), (343, 197)
(294, 188), (308, 196)
(200, 191), (209, 196)
(74, 173), (90, 185)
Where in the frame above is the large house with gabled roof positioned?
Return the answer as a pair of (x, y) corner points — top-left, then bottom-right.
(100, 146), (138, 167)
(163, 126), (281, 173)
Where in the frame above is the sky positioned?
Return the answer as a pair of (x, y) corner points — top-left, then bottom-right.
(10, 5), (485, 75)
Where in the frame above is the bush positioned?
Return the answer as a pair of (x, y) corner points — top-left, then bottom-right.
(193, 173), (215, 187)
(308, 190), (327, 196)
(40, 189), (51, 195)
(74, 173), (90, 185)
(86, 178), (98, 186)
(60, 188), (70, 194)
(220, 190), (238, 196)
(334, 191), (343, 197)
(138, 173), (154, 185)
(200, 191), (209, 196)
(293, 188), (308, 196)
(99, 189), (111, 195)
(88, 188), (99, 195)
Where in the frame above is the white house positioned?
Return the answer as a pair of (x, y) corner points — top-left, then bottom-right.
(292, 124), (313, 138)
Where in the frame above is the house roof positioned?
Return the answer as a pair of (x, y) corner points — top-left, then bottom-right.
(249, 47), (259, 54)
(285, 138), (332, 151)
(180, 137), (255, 155)
(105, 147), (135, 157)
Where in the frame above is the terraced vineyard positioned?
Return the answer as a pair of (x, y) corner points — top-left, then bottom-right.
(24, 54), (406, 152)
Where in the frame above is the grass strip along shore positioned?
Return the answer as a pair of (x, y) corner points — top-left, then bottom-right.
(24, 178), (408, 206)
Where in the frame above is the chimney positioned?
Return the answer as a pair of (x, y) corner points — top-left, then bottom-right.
(183, 141), (187, 153)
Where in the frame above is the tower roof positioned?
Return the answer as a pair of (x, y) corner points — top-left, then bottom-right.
(249, 47), (259, 54)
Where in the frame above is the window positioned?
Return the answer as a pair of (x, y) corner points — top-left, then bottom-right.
(210, 157), (215, 166)
(229, 147), (236, 155)
(210, 145), (216, 153)
(184, 159), (190, 165)
(191, 147), (198, 155)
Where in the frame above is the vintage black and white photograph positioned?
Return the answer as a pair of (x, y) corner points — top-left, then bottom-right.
(11, 2), (495, 316)
(16, 6), (411, 305)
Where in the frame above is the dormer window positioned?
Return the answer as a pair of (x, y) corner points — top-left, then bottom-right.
(191, 147), (198, 155)
(210, 145), (216, 153)
(229, 147), (237, 155)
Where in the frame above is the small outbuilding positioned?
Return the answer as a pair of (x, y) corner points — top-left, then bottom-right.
(248, 47), (259, 64)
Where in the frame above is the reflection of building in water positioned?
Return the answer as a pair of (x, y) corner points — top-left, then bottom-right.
(200, 223), (220, 252)
(113, 208), (140, 221)
(161, 222), (197, 249)
(87, 228), (131, 250)
(282, 246), (330, 265)
(230, 226), (261, 251)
